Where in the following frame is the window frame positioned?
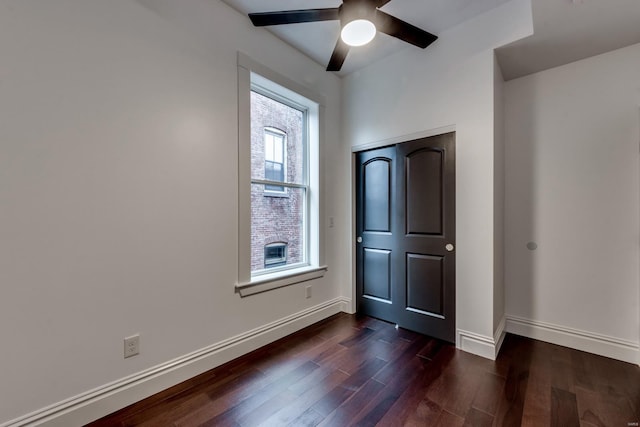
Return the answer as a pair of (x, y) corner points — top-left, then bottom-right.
(236, 53), (327, 297)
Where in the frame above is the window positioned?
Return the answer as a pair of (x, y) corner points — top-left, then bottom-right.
(264, 243), (287, 268)
(237, 53), (326, 296)
(264, 128), (286, 193)
(249, 85), (305, 274)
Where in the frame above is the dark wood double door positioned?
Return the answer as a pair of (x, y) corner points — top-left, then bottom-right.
(356, 132), (456, 343)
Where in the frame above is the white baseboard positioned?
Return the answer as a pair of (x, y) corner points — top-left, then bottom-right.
(505, 315), (640, 365)
(456, 316), (506, 361)
(342, 295), (356, 314)
(494, 315), (506, 357)
(2, 297), (351, 427)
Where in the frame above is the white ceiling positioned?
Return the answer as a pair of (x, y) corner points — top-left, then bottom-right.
(221, 0), (512, 75)
(222, 0), (640, 79)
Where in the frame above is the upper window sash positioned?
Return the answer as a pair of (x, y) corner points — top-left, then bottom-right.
(251, 86), (308, 187)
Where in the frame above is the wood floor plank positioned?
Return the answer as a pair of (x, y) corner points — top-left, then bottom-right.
(338, 327), (375, 347)
(491, 357), (530, 427)
(133, 393), (211, 427)
(425, 350), (488, 419)
(472, 372), (506, 417)
(236, 389), (300, 426)
(575, 384), (637, 427)
(258, 369), (349, 427)
(550, 387), (580, 427)
(463, 407), (494, 427)
(177, 362), (319, 426)
(347, 355), (434, 426)
(314, 343), (379, 377)
(549, 345), (576, 394)
(306, 357), (387, 418)
(375, 343), (456, 426)
(87, 314), (640, 427)
(416, 338), (444, 360)
(436, 410), (465, 427)
(571, 351), (594, 392)
(316, 379), (386, 427)
(199, 361), (320, 427)
(403, 398), (443, 427)
(521, 344), (552, 427)
(373, 335), (432, 385)
(125, 368), (268, 426)
(287, 408), (325, 427)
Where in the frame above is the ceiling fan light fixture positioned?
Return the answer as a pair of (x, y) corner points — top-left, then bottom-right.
(340, 19), (376, 47)
(247, 1), (438, 72)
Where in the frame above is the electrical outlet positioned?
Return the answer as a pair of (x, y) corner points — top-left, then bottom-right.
(305, 285), (312, 299)
(124, 334), (140, 358)
(329, 216), (335, 228)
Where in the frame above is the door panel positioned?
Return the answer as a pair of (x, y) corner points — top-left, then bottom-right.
(363, 248), (392, 301)
(356, 132), (455, 343)
(406, 149), (443, 235)
(363, 158), (392, 232)
(356, 146), (396, 324)
(406, 253), (444, 317)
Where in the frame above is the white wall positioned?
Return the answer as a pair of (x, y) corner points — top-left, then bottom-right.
(504, 42), (640, 363)
(343, 0), (532, 356)
(0, 0), (347, 424)
(494, 55), (506, 336)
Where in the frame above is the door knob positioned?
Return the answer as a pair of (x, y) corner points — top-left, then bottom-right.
(357, 237), (362, 243)
(445, 243), (454, 252)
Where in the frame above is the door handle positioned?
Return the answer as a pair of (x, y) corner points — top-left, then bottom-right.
(445, 243), (454, 252)
(357, 236), (363, 243)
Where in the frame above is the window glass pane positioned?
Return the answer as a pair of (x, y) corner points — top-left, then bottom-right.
(273, 135), (284, 164)
(265, 134), (274, 162)
(250, 91), (304, 185)
(251, 183), (306, 273)
(265, 162), (284, 192)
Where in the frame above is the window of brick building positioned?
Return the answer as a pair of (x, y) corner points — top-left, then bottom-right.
(237, 54), (326, 296)
(263, 128), (286, 193)
(264, 243), (287, 268)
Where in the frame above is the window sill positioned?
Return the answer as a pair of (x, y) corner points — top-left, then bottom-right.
(236, 265), (328, 297)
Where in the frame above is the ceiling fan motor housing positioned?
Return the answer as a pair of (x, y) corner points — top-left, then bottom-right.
(339, 0), (377, 27)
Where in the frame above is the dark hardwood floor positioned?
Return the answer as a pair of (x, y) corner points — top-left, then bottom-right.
(88, 313), (640, 427)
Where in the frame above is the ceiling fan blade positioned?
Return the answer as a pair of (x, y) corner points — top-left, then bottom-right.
(249, 8), (340, 26)
(374, 10), (437, 48)
(327, 37), (350, 72)
(374, 0), (393, 7)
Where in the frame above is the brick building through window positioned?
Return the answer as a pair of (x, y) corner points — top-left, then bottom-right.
(250, 90), (305, 272)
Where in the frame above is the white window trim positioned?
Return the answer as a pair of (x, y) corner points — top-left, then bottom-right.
(236, 52), (327, 296)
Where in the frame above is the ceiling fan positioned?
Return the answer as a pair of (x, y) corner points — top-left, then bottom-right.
(248, 0), (438, 72)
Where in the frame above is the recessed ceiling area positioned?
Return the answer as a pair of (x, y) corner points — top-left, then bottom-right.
(496, 0), (640, 80)
(221, 0), (512, 75)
